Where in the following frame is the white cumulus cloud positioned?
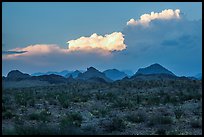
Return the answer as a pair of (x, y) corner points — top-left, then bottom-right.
(67, 32), (126, 52)
(127, 9), (181, 26)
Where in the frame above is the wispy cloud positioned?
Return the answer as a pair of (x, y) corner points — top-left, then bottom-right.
(2, 50), (27, 55)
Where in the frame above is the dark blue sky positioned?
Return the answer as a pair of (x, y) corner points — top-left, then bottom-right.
(2, 2), (202, 76)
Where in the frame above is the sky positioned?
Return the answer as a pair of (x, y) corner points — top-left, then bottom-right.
(2, 2), (202, 77)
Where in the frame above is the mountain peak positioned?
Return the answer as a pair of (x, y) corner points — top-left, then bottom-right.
(135, 63), (175, 76)
(7, 70), (22, 77)
(77, 67), (112, 82)
(7, 70), (30, 80)
(87, 67), (98, 72)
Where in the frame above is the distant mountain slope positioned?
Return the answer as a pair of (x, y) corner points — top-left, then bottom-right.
(194, 73), (202, 80)
(6, 70), (31, 80)
(77, 67), (112, 82)
(103, 69), (127, 81)
(31, 70), (71, 77)
(31, 74), (68, 84)
(65, 70), (82, 78)
(134, 63), (176, 76)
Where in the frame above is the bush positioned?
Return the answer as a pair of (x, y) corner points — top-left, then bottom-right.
(155, 128), (166, 135)
(101, 117), (126, 132)
(174, 107), (183, 119)
(190, 119), (202, 128)
(112, 97), (134, 109)
(82, 125), (97, 135)
(28, 110), (51, 122)
(90, 107), (109, 118)
(126, 111), (146, 123)
(57, 94), (70, 108)
(14, 124), (61, 135)
(60, 112), (83, 127)
(3, 110), (14, 119)
(148, 115), (173, 127)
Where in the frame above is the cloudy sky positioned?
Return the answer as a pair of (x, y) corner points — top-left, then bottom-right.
(2, 2), (202, 76)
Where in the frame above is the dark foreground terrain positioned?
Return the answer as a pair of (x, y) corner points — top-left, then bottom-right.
(2, 79), (202, 135)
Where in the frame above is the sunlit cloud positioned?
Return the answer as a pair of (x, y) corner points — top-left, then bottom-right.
(127, 9), (181, 26)
(3, 32), (126, 60)
(2, 44), (68, 59)
(67, 32), (126, 52)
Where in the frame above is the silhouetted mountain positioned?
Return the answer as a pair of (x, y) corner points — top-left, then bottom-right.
(6, 70), (31, 80)
(86, 77), (108, 83)
(31, 74), (68, 84)
(103, 69), (127, 81)
(77, 67), (112, 82)
(131, 73), (178, 81)
(134, 63), (175, 76)
(65, 70), (82, 78)
(31, 70), (71, 77)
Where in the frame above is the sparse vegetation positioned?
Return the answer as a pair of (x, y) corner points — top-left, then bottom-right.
(2, 78), (202, 135)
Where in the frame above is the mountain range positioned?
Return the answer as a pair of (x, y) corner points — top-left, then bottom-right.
(3, 63), (202, 89)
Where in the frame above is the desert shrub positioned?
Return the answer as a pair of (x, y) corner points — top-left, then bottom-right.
(112, 97), (134, 109)
(72, 93), (90, 102)
(168, 129), (181, 135)
(28, 98), (35, 107)
(105, 92), (117, 101)
(57, 94), (70, 108)
(14, 115), (24, 125)
(174, 107), (184, 119)
(193, 104), (202, 116)
(190, 119), (202, 128)
(155, 128), (166, 135)
(14, 93), (28, 106)
(14, 123), (61, 135)
(148, 115), (173, 127)
(146, 96), (160, 105)
(60, 112), (83, 127)
(95, 92), (106, 100)
(90, 107), (109, 118)
(28, 110), (51, 122)
(2, 128), (16, 135)
(82, 125), (97, 135)
(126, 111), (146, 123)
(48, 99), (58, 105)
(101, 117), (126, 132)
(3, 110), (14, 119)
